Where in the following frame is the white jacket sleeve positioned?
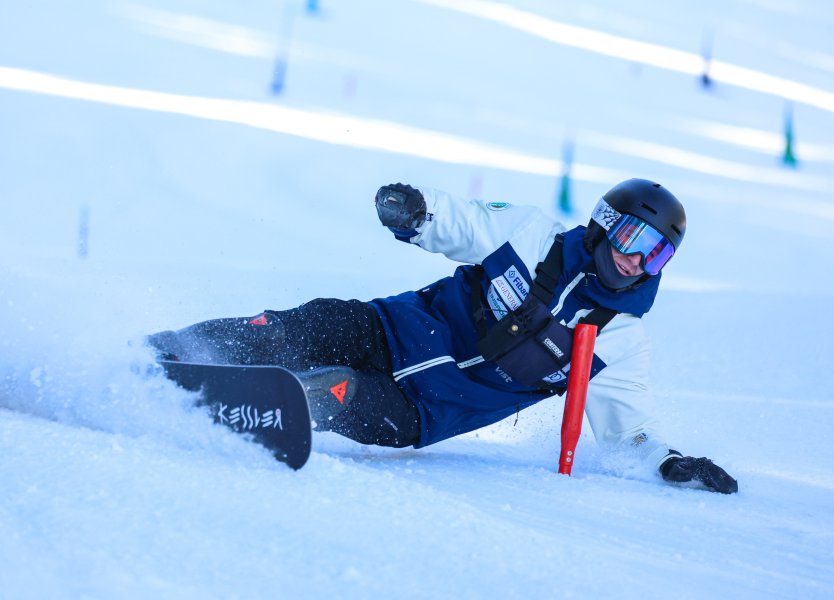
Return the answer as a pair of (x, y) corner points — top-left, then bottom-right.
(407, 187), (565, 271)
(583, 313), (672, 469)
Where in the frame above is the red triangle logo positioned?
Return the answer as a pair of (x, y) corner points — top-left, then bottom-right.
(249, 314), (268, 326)
(330, 380), (348, 404)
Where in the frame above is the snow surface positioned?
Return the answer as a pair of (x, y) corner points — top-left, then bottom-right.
(2, 0), (834, 597)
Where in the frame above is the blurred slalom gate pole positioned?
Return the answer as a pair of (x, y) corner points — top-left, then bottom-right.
(558, 323), (597, 475)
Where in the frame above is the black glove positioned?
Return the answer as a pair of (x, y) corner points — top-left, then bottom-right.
(375, 183), (427, 231)
(659, 451), (738, 494)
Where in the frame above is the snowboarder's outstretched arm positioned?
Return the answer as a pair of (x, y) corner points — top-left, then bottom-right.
(375, 183), (564, 269)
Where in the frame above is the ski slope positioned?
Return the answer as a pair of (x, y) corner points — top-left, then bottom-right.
(2, 0), (833, 597)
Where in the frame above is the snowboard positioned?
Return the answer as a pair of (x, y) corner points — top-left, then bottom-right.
(159, 360), (312, 470)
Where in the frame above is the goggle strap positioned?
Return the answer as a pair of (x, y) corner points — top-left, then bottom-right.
(590, 197), (622, 232)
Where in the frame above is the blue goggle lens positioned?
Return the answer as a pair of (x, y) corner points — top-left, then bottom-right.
(607, 215), (675, 276)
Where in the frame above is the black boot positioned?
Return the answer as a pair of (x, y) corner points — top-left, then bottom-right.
(145, 330), (188, 362)
(145, 312), (287, 365)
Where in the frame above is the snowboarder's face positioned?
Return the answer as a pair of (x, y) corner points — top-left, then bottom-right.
(611, 246), (645, 277)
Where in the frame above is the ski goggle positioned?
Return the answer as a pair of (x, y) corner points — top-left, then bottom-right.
(591, 198), (675, 276)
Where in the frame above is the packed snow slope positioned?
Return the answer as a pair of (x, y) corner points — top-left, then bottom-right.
(2, 0), (834, 598)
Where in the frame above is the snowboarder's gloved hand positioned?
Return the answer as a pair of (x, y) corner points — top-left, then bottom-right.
(375, 183), (427, 238)
(659, 451), (738, 494)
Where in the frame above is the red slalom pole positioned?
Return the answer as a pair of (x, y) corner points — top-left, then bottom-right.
(558, 323), (598, 475)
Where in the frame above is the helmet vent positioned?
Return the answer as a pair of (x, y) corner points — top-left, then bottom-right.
(640, 202), (658, 215)
(652, 183), (661, 188)
(671, 224), (682, 235)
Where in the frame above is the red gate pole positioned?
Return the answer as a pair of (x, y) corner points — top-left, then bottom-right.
(558, 323), (598, 475)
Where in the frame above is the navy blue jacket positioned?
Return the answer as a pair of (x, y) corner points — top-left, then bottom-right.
(371, 208), (661, 449)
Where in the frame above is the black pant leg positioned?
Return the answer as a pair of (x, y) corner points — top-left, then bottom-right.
(146, 298), (389, 370)
(275, 299), (420, 447)
(269, 298), (391, 372)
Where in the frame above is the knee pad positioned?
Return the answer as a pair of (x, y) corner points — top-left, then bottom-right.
(296, 366), (360, 425)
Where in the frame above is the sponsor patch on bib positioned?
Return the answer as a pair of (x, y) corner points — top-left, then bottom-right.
(491, 275), (522, 311)
(486, 285), (509, 320)
(503, 266), (529, 300)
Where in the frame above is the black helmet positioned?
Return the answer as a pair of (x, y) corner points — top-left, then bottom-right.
(583, 178), (686, 254)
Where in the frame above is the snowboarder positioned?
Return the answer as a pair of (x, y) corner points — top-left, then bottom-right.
(147, 179), (738, 494)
